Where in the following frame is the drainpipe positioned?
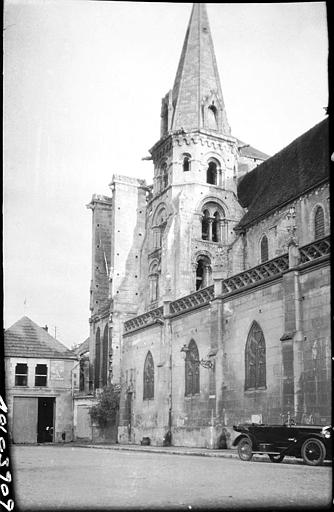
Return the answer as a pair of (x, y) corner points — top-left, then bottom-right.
(288, 240), (304, 423)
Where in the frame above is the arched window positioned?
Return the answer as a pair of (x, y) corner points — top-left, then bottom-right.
(201, 210), (210, 240)
(196, 256), (211, 290)
(245, 321), (266, 390)
(149, 262), (159, 302)
(207, 104), (218, 130)
(201, 203), (225, 242)
(94, 328), (101, 389)
(206, 161), (217, 185)
(183, 154), (191, 172)
(101, 324), (109, 387)
(185, 339), (200, 396)
(314, 206), (325, 239)
(260, 235), (269, 263)
(143, 351), (154, 400)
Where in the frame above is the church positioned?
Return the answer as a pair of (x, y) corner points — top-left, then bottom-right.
(86, 3), (330, 448)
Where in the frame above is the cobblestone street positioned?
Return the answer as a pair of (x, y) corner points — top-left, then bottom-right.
(11, 445), (332, 510)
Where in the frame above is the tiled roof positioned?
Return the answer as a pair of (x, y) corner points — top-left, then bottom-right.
(4, 316), (77, 359)
(237, 118), (329, 229)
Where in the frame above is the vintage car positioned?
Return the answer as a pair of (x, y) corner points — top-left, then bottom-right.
(232, 423), (332, 466)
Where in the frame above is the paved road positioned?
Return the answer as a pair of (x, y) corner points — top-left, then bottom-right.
(11, 445), (332, 510)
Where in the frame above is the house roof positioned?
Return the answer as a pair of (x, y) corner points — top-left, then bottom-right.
(237, 118), (329, 229)
(4, 316), (77, 359)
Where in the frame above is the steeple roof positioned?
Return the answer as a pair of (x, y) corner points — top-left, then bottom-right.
(171, 3), (230, 134)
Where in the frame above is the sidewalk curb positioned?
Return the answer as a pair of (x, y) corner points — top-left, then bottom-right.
(70, 443), (308, 465)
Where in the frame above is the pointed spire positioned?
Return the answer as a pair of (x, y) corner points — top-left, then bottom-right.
(170, 4), (230, 135)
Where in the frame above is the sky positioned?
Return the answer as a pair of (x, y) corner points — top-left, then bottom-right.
(4, 1), (328, 348)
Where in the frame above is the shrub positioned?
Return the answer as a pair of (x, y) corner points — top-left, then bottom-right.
(89, 384), (120, 427)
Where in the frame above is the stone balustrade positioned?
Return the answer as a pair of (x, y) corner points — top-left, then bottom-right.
(123, 236), (330, 334)
(124, 306), (163, 333)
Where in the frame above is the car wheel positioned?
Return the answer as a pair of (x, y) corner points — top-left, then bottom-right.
(301, 438), (326, 466)
(268, 454), (285, 463)
(237, 437), (253, 461)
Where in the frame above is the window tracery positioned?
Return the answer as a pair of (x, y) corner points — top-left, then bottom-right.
(185, 340), (200, 396)
(143, 351), (154, 400)
(245, 321), (266, 390)
(314, 205), (325, 239)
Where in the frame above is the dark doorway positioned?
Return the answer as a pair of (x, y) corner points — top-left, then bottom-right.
(37, 397), (55, 443)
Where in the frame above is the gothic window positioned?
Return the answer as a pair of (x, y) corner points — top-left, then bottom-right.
(314, 206), (325, 239)
(260, 235), (269, 263)
(101, 324), (109, 387)
(206, 161), (217, 185)
(94, 327), (101, 388)
(143, 351), (154, 400)
(245, 321), (266, 390)
(183, 154), (191, 172)
(15, 363), (28, 386)
(35, 364), (48, 387)
(185, 339), (200, 396)
(196, 256), (211, 290)
(149, 262), (159, 302)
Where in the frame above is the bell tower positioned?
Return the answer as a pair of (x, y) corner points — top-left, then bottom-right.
(138, 3), (244, 312)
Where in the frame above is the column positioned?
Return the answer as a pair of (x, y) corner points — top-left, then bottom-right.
(208, 218), (213, 241)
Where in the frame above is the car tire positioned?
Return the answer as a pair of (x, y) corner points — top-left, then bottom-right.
(237, 437), (253, 461)
(301, 438), (326, 466)
(268, 454), (285, 463)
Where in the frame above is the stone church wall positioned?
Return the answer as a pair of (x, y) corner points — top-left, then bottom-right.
(244, 185), (329, 269)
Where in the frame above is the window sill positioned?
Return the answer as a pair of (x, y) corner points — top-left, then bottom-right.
(244, 387), (267, 393)
(184, 393), (200, 399)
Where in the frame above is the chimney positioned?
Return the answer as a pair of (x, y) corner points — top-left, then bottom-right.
(43, 325), (48, 332)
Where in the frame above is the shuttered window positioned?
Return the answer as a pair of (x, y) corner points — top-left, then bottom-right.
(314, 206), (325, 239)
